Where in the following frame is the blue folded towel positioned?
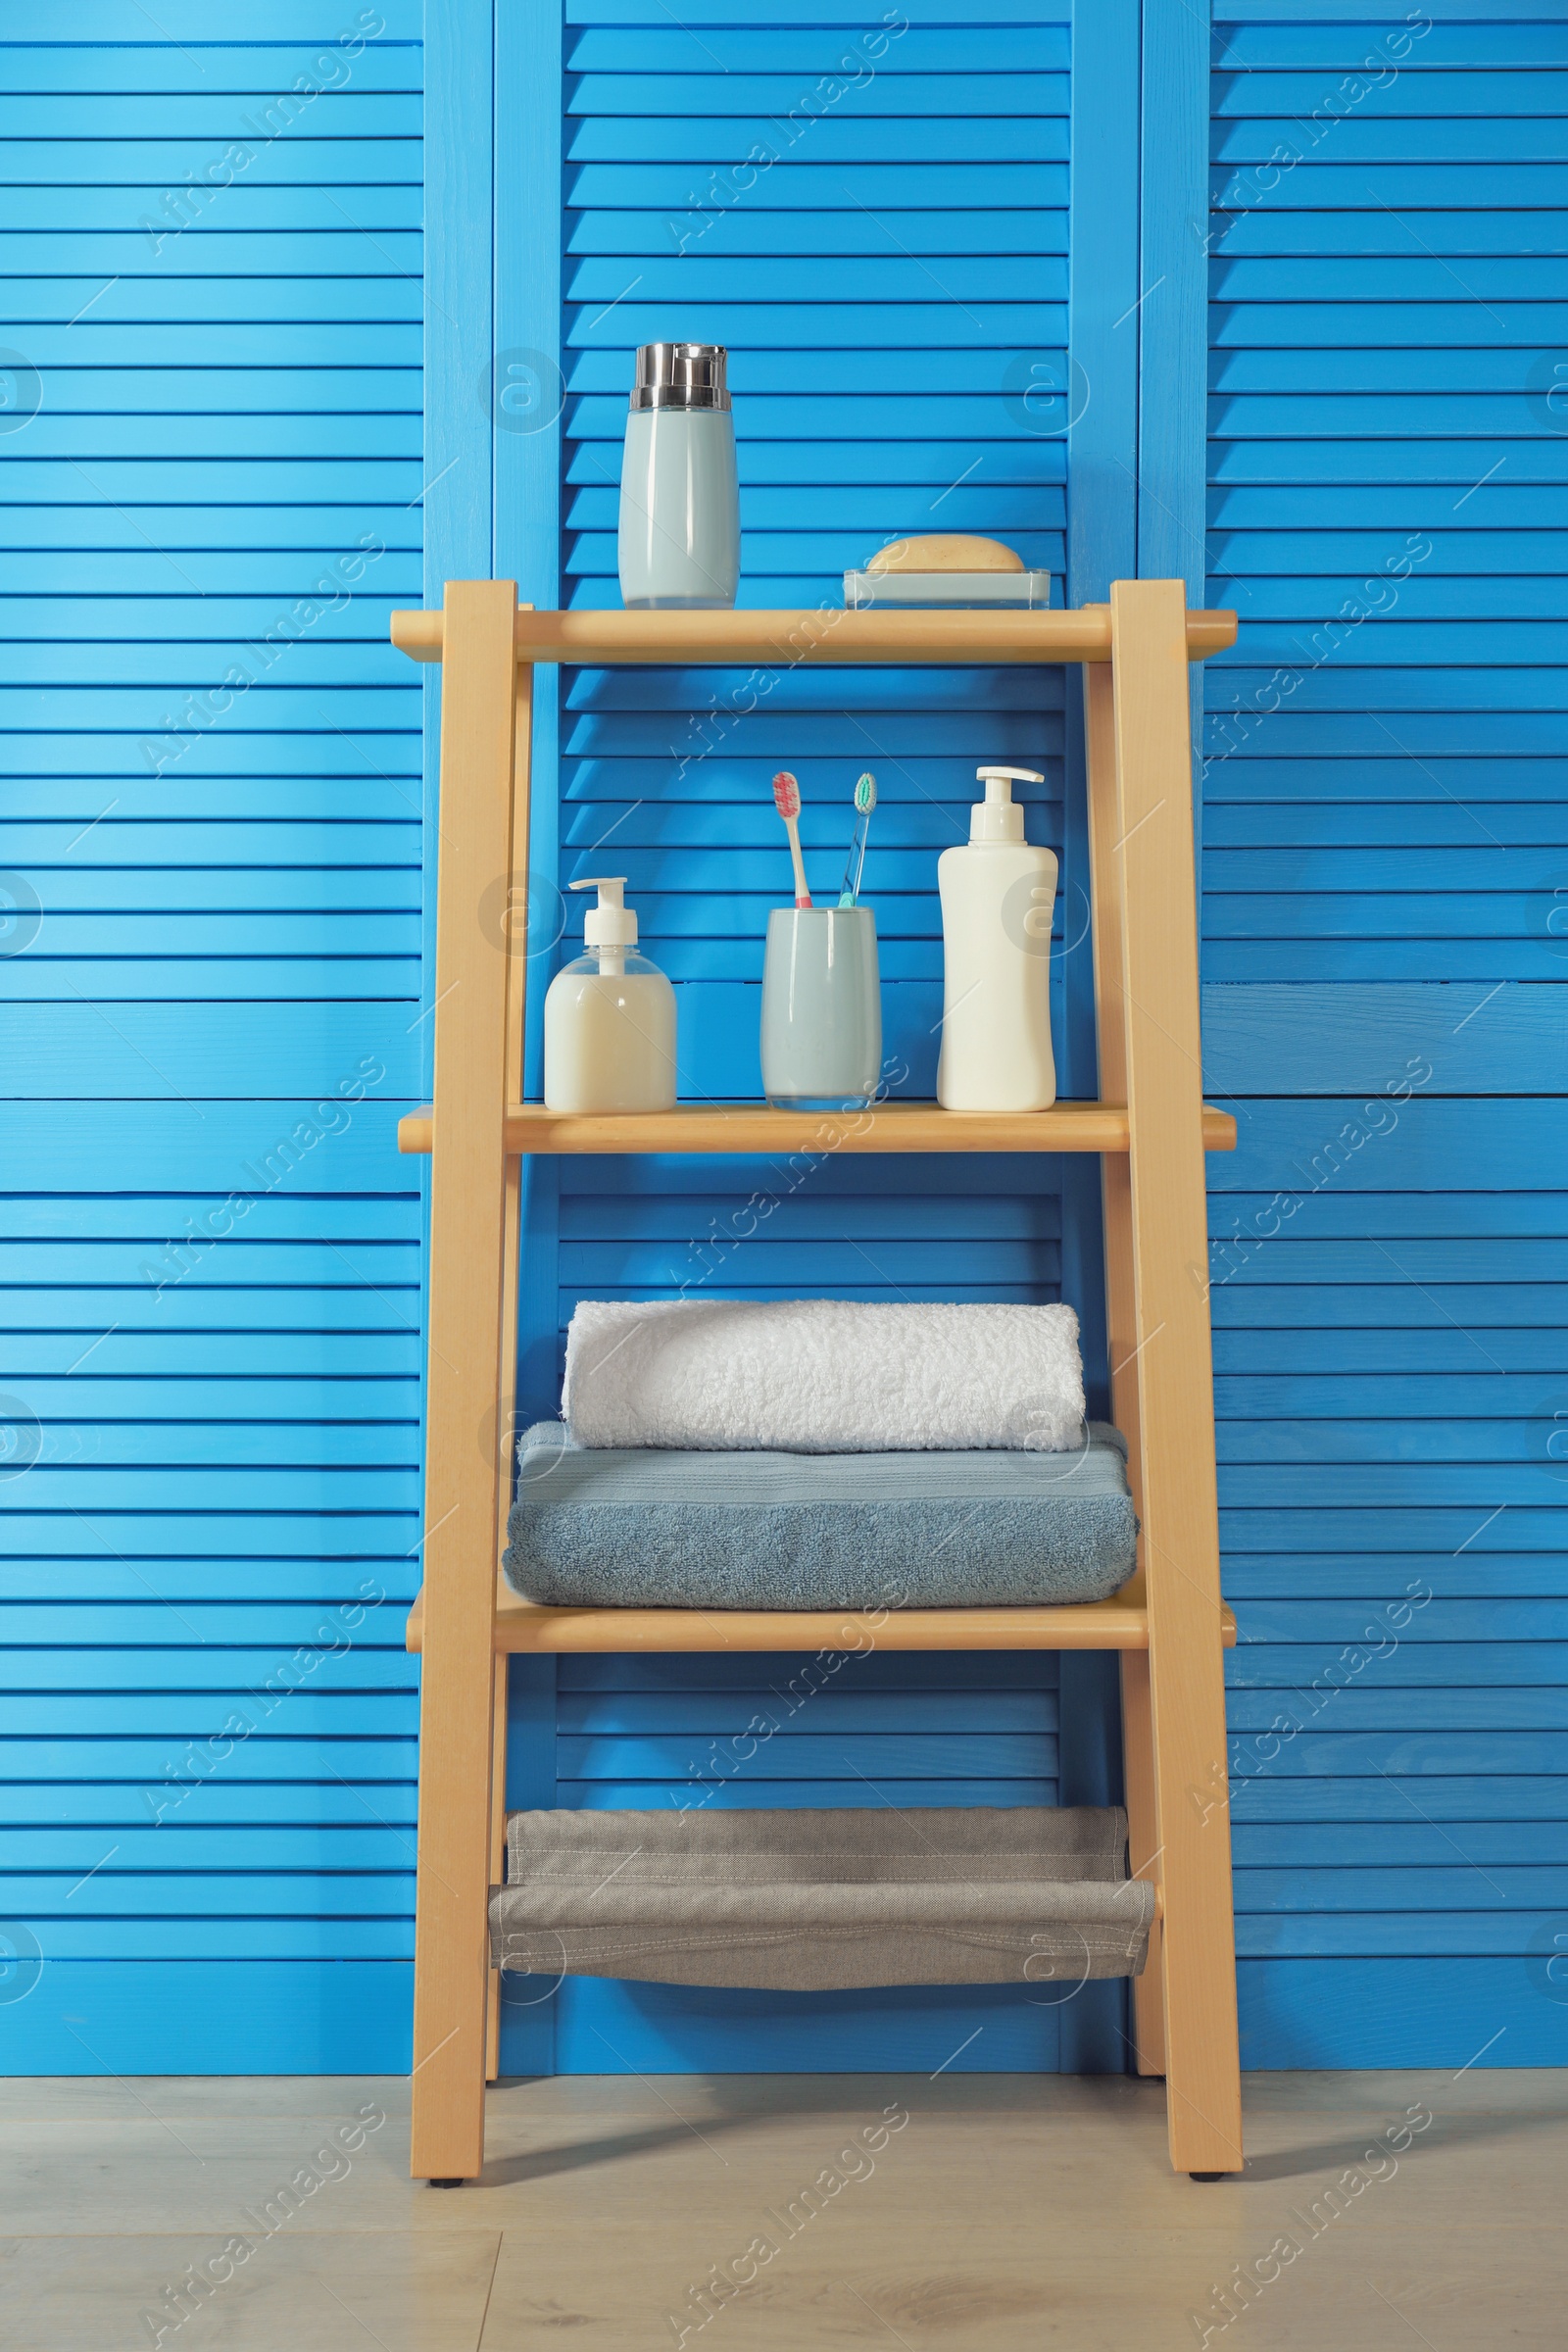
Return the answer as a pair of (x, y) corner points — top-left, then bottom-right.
(504, 1423), (1139, 1611)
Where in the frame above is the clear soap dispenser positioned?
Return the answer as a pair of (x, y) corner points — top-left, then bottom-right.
(543, 877), (677, 1113)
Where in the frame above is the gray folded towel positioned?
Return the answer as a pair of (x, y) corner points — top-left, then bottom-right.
(489, 1804), (1153, 1989)
(505, 1422), (1139, 1610)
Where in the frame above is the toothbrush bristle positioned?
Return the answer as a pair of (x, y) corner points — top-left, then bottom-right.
(771, 769), (801, 819)
(855, 772), (876, 813)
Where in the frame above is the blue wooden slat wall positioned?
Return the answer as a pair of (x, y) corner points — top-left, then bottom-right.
(495, 0), (1141, 2077)
(1204, 1), (1568, 2067)
(0, 4), (424, 2069)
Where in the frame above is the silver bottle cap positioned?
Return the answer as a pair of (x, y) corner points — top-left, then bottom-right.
(629, 343), (730, 412)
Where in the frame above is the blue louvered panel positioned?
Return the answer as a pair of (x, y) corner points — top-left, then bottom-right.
(505, 3), (1098, 2077)
(1206, 3), (1568, 2064)
(0, 9), (423, 2069)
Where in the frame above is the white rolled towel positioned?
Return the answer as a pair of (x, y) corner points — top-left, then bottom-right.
(562, 1298), (1086, 1453)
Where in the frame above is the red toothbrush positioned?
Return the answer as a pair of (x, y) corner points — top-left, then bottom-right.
(771, 770), (812, 908)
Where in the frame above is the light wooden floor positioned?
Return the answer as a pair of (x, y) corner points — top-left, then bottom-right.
(2, 2068), (1561, 2348)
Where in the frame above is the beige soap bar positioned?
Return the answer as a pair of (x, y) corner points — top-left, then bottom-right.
(867, 533), (1025, 574)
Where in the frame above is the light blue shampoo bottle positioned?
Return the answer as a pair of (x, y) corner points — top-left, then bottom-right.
(617, 343), (739, 610)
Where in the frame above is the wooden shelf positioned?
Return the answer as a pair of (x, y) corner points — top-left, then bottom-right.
(390, 604), (1238, 668)
(398, 1099), (1240, 1157)
(406, 1570), (1239, 1656)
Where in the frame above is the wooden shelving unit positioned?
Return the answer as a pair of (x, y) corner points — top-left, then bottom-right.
(394, 579), (1245, 2187)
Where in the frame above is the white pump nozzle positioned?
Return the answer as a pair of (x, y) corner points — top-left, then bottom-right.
(571, 875), (638, 949)
(970, 765), (1043, 845)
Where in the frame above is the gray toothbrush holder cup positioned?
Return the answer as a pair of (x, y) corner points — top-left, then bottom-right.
(760, 906), (882, 1110)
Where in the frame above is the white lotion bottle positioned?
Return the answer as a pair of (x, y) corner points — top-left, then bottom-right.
(543, 878), (677, 1114)
(936, 766), (1057, 1112)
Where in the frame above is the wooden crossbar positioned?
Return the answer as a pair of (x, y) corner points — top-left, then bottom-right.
(404, 1568), (1242, 1657)
(394, 1101), (1240, 1157)
(397, 580), (1244, 2184)
(390, 603), (1238, 666)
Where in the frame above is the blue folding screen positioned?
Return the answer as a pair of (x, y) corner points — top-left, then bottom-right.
(1203, 3), (1568, 2066)
(10, 0), (1561, 2082)
(1, 7), (425, 2071)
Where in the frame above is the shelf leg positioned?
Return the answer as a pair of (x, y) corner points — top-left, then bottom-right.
(485, 751), (532, 2086)
(1119, 1651), (1166, 2075)
(485, 1650), (508, 2082)
(1083, 656), (1167, 2078)
(1110, 579), (1244, 2176)
(410, 581), (522, 2182)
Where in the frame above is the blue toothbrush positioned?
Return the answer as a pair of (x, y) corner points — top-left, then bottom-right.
(837, 772), (877, 906)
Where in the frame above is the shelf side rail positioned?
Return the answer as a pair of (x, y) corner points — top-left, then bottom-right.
(1109, 578), (1244, 2176)
(409, 580), (522, 2181)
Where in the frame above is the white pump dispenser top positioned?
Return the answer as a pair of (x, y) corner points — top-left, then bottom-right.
(970, 765), (1044, 844)
(571, 875), (638, 949)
